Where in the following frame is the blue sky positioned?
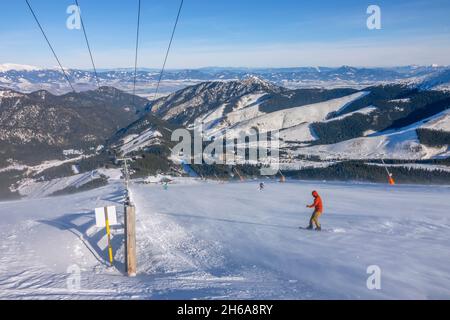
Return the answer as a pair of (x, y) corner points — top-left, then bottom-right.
(1, 0), (450, 68)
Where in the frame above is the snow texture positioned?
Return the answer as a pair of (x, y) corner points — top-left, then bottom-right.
(1, 179), (449, 299)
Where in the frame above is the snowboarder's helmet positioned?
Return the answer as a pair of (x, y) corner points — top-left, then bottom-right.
(312, 191), (319, 197)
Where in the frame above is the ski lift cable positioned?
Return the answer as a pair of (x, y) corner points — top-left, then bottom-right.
(152, 0), (184, 101)
(132, 0), (142, 106)
(25, 0), (75, 92)
(75, 0), (101, 88)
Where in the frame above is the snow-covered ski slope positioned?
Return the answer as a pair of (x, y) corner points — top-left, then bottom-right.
(119, 129), (163, 156)
(199, 91), (369, 141)
(297, 110), (450, 160)
(13, 168), (121, 198)
(1, 180), (450, 299)
(422, 109), (450, 132)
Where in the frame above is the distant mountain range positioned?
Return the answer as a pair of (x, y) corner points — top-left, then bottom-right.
(1, 64), (450, 96)
(1, 75), (450, 199)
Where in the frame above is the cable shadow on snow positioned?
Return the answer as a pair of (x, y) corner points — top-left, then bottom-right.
(155, 212), (301, 231)
(38, 211), (126, 273)
(100, 189), (127, 205)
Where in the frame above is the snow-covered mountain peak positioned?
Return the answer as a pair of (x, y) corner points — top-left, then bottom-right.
(240, 75), (280, 92)
(0, 63), (41, 72)
(242, 75), (269, 85)
(28, 89), (53, 100)
(336, 65), (358, 74)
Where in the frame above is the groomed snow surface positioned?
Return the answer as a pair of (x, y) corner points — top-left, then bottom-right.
(1, 180), (450, 299)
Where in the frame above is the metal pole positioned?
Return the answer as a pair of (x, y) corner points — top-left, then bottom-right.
(117, 158), (132, 205)
(381, 159), (391, 176)
(103, 207), (114, 266)
(381, 158), (395, 185)
(279, 169), (286, 183)
(234, 167), (244, 182)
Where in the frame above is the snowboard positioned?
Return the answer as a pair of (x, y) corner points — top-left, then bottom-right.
(299, 227), (320, 232)
(299, 226), (333, 233)
(299, 227), (346, 233)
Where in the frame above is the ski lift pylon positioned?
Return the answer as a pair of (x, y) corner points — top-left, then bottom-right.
(381, 159), (396, 185)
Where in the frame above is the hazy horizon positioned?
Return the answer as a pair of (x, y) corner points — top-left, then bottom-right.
(1, 62), (448, 72)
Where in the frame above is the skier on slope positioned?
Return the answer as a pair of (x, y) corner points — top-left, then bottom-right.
(259, 182), (265, 191)
(306, 191), (323, 231)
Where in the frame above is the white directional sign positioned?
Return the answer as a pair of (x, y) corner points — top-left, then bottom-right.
(95, 206), (118, 228)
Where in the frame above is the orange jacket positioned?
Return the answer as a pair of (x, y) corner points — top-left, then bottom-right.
(308, 193), (323, 212)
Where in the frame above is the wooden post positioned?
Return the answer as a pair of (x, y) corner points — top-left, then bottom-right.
(125, 205), (137, 277)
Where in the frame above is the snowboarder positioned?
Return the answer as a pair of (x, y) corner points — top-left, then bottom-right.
(259, 182), (265, 191)
(163, 181), (169, 190)
(306, 191), (323, 231)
